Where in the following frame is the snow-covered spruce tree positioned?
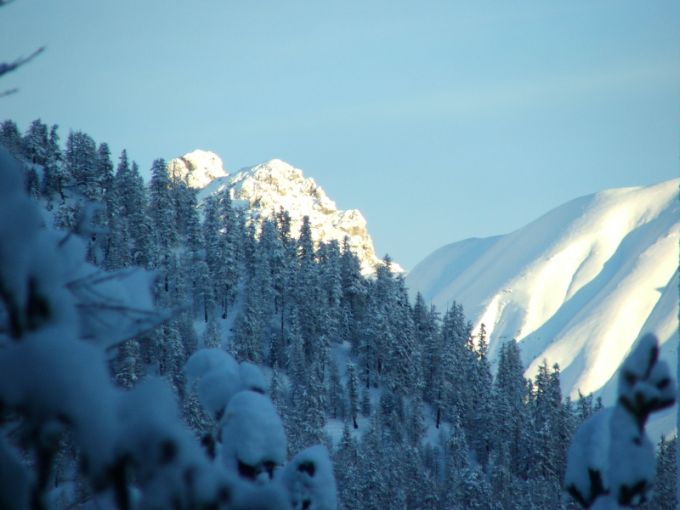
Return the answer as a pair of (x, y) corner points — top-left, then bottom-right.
(22, 119), (49, 167)
(528, 361), (571, 509)
(104, 151), (132, 270)
(233, 239), (272, 364)
(317, 240), (343, 344)
(0, 143), (339, 509)
(185, 348), (337, 509)
(385, 274), (419, 399)
(0, 146), (179, 509)
(216, 189), (240, 317)
(113, 153), (150, 269)
(332, 423), (360, 510)
(183, 193), (212, 323)
(0, 119), (23, 154)
(148, 158), (177, 256)
(467, 323), (494, 467)
(565, 334), (675, 509)
(339, 236), (366, 347)
(87, 142), (114, 265)
(202, 194), (223, 320)
(326, 361), (344, 421)
(493, 339), (532, 477)
(64, 130), (99, 201)
(642, 435), (677, 510)
(346, 362), (360, 429)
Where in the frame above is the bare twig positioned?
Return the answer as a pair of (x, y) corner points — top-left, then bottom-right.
(0, 88), (18, 97)
(75, 302), (163, 315)
(67, 267), (140, 289)
(0, 46), (45, 79)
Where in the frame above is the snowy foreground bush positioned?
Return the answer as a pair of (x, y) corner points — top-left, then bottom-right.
(565, 333), (675, 509)
(0, 147), (336, 509)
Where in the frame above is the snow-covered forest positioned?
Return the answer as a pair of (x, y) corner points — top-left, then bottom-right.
(0, 119), (676, 509)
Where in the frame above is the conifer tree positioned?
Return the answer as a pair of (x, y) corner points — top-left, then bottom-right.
(327, 361), (344, 420)
(340, 236), (366, 345)
(575, 391), (594, 423)
(294, 216), (326, 362)
(468, 322), (494, 466)
(405, 397), (426, 448)
(178, 185), (211, 320)
(113, 155), (150, 269)
(285, 308), (306, 382)
(112, 339), (142, 388)
(64, 130), (98, 199)
(242, 218), (258, 277)
(202, 195), (224, 320)
(358, 291), (390, 388)
(128, 162), (152, 268)
(203, 315), (220, 348)
(440, 302), (476, 431)
(334, 423), (361, 510)
(96, 142), (114, 199)
(42, 123), (64, 202)
(86, 142), (114, 264)
(0, 119), (23, 156)
(386, 275), (419, 398)
(218, 189), (240, 315)
(22, 119), (49, 166)
(233, 288), (265, 364)
(648, 436), (677, 510)
(358, 414), (388, 510)
(418, 298), (443, 413)
(492, 339), (531, 481)
(528, 361), (568, 509)
(234, 233), (276, 363)
(346, 362), (360, 429)
(148, 158), (176, 251)
(157, 320), (187, 390)
(318, 240), (343, 343)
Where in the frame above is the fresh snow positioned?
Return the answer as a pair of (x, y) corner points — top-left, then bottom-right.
(239, 361), (267, 394)
(565, 334), (673, 508)
(185, 348), (240, 387)
(565, 408), (612, 502)
(407, 179), (679, 411)
(280, 445), (338, 510)
(221, 391), (288, 476)
(167, 149), (229, 189)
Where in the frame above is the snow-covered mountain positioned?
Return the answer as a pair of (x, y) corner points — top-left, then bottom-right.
(168, 151), (396, 275)
(168, 149), (228, 189)
(407, 179), (679, 407)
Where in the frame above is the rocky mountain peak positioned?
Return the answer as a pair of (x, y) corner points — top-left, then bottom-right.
(167, 150), (228, 189)
(171, 152), (398, 275)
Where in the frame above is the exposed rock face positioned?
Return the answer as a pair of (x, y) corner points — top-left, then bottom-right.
(170, 152), (396, 275)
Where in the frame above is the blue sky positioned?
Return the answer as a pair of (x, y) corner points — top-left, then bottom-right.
(2, 0), (679, 270)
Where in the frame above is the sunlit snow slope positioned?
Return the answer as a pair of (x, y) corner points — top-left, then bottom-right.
(408, 179), (679, 403)
(169, 152), (397, 275)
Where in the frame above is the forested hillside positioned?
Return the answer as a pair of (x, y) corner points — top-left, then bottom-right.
(0, 119), (675, 510)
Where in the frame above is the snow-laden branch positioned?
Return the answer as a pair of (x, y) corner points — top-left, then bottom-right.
(565, 333), (675, 509)
(0, 144), (338, 509)
(0, 46), (44, 78)
(0, 46), (45, 96)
